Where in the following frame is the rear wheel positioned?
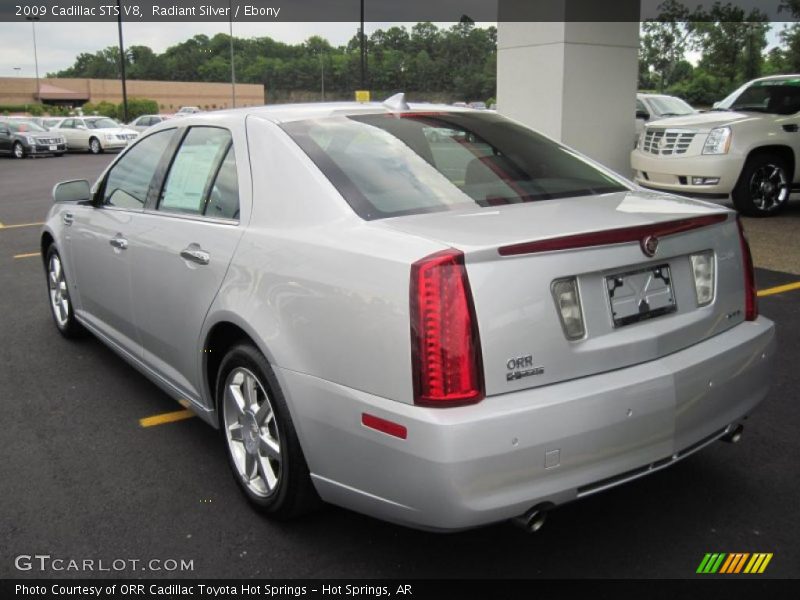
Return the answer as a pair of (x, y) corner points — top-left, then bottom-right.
(88, 137), (102, 154)
(12, 142), (25, 159)
(44, 245), (85, 338)
(217, 343), (319, 519)
(732, 153), (791, 217)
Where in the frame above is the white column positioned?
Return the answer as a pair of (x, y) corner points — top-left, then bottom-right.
(497, 4), (640, 175)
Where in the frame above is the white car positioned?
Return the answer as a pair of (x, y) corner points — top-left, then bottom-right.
(632, 75), (800, 216)
(128, 114), (173, 133)
(175, 106), (202, 116)
(635, 93), (696, 146)
(41, 99), (774, 531)
(49, 116), (139, 154)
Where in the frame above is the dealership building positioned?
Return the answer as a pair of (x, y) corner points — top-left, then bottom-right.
(0, 76), (265, 112)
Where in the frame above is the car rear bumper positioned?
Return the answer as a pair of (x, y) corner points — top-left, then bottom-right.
(281, 317), (775, 531)
(630, 149), (744, 197)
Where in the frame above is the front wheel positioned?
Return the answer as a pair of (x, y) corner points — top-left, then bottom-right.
(88, 137), (102, 154)
(217, 343), (319, 519)
(44, 245), (85, 338)
(12, 142), (25, 159)
(732, 153), (791, 217)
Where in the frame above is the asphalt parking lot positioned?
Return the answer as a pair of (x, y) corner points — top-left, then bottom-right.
(0, 153), (798, 580)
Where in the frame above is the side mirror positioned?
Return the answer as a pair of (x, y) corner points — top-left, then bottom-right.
(635, 110), (650, 120)
(76, 124), (87, 130)
(53, 179), (91, 204)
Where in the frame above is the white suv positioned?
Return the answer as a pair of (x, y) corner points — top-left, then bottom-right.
(631, 74), (800, 216)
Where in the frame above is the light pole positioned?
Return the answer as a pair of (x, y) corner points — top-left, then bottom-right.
(359, 0), (366, 89)
(116, 0), (129, 122)
(25, 16), (40, 102)
(229, 0), (236, 108)
(320, 55), (325, 101)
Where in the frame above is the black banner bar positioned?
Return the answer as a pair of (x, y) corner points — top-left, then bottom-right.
(1, 579), (798, 600)
(0, 0), (795, 23)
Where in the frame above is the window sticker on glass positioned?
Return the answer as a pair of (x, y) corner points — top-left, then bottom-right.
(160, 127), (231, 215)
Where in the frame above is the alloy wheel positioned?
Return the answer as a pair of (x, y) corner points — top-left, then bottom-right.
(48, 253), (70, 328)
(223, 367), (281, 497)
(749, 163), (789, 212)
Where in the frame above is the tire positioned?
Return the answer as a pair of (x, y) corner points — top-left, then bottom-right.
(12, 142), (25, 159)
(732, 153), (791, 217)
(217, 343), (319, 519)
(88, 137), (102, 154)
(44, 245), (85, 339)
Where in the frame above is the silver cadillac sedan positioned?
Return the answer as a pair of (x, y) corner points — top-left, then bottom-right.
(41, 98), (775, 532)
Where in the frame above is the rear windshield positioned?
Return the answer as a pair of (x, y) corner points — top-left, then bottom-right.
(281, 112), (627, 220)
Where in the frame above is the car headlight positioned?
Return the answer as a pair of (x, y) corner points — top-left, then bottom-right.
(702, 127), (732, 155)
(26, 136), (36, 145)
(637, 129), (647, 149)
(105, 134), (115, 141)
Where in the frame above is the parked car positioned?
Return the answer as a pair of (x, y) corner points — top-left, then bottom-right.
(634, 93), (696, 146)
(128, 114), (173, 133)
(48, 116), (138, 154)
(41, 100), (774, 532)
(632, 74), (800, 216)
(0, 119), (66, 158)
(42, 117), (64, 130)
(176, 106), (202, 116)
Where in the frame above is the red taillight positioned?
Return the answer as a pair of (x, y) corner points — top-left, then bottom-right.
(410, 249), (483, 407)
(737, 216), (758, 321)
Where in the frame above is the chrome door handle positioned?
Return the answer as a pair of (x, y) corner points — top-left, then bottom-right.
(180, 247), (210, 265)
(109, 236), (128, 250)
(62, 212), (74, 226)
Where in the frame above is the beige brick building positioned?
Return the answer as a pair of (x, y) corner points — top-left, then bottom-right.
(0, 77), (265, 112)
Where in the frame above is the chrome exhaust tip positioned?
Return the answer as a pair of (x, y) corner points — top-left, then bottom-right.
(722, 424), (744, 444)
(512, 503), (551, 533)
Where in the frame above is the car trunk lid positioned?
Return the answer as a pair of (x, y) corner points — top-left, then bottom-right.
(378, 191), (745, 397)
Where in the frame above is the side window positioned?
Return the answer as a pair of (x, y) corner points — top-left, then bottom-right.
(158, 127), (233, 216)
(61, 119), (73, 129)
(102, 130), (174, 209)
(205, 146), (240, 220)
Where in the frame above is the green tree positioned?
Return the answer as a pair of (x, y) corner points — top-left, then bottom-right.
(689, 4), (769, 87)
(640, 0), (692, 92)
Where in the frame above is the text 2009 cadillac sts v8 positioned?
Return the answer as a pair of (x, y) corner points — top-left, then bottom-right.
(41, 98), (775, 531)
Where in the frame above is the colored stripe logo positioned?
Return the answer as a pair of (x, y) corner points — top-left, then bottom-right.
(697, 553), (773, 574)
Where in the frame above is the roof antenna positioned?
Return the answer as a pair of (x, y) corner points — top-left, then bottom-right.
(383, 92), (410, 112)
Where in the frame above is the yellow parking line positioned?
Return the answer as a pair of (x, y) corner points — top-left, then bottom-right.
(13, 251), (40, 259)
(139, 409), (195, 428)
(0, 221), (44, 230)
(758, 281), (800, 297)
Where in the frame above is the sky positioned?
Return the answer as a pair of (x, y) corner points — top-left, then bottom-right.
(0, 21), (425, 78)
(0, 21), (787, 79)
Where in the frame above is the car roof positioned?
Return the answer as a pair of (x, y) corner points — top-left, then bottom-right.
(162, 101), (477, 128)
(744, 74), (800, 84)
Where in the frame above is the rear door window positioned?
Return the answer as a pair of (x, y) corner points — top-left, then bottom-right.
(158, 127), (237, 218)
